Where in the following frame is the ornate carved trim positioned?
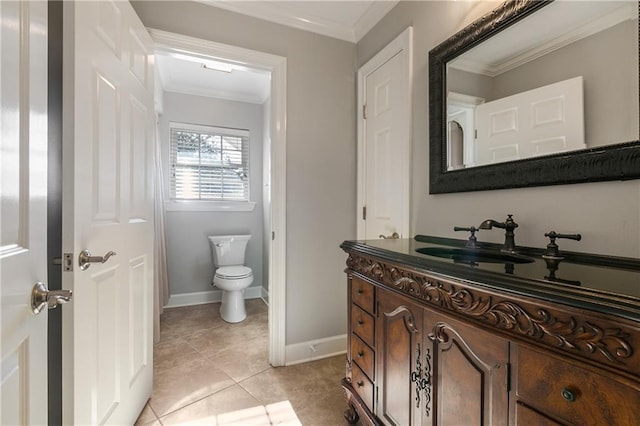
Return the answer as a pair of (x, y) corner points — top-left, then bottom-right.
(384, 305), (419, 333)
(347, 254), (634, 365)
(347, 254), (384, 281)
(341, 378), (376, 425)
(409, 343), (431, 417)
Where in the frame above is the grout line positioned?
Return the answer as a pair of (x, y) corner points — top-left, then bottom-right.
(236, 380), (267, 407)
(232, 363), (274, 386)
(152, 302), (274, 421)
(154, 381), (238, 421)
(148, 403), (161, 425)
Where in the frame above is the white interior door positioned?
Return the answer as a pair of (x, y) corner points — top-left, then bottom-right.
(475, 76), (585, 165)
(358, 28), (412, 240)
(62, 1), (155, 424)
(0, 2), (49, 424)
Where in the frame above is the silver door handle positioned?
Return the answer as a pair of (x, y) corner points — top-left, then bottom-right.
(78, 249), (116, 270)
(31, 282), (73, 315)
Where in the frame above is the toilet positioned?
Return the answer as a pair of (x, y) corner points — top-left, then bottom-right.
(208, 235), (254, 323)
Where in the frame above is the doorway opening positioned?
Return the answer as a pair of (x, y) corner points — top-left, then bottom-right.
(150, 29), (287, 366)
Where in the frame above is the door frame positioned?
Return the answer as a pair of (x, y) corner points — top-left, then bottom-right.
(357, 27), (413, 239)
(148, 29), (287, 366)
(48, 1), (64, 423)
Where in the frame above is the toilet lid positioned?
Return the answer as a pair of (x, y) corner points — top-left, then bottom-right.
(216, 265), (252, 279)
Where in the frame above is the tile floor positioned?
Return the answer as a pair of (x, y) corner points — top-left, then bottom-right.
(135, 299), (350, 425)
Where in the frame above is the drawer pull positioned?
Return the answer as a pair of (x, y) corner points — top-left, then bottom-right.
(561, 388), (577, 402)
(357, 288), (363, 295)
(357, 319), (364, 325)
(357, 350), (364, 358)
(357, 381), (364, 387)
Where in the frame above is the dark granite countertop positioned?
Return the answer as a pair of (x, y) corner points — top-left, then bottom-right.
(341, 236), (640, 322)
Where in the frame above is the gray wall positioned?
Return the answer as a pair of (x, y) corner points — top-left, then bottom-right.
(448, 68), (493, 101)
(358, 1), (640, 258)
(133, 1), (356, 345)
(490, 19), (638, 148)
(159, 91), (265, 295)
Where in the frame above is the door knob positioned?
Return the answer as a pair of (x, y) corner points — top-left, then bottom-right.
(31, 282), (73, 315)
(379, 232), (400, 239)
(78, 249), (116, 270)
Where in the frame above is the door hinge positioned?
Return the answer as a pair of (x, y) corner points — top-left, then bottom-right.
(363, 104), (367, 120)
(474, 129), (478, 139)
(362, 206), (367, 220)
(272, 231), (275, 241)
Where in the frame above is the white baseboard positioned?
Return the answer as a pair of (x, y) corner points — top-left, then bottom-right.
(165, 286), (263, 308)
(261, 286), (269, 304)
(284, 334), (347, 366)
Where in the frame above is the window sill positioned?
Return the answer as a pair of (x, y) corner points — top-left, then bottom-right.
(165, 200), (257, 212)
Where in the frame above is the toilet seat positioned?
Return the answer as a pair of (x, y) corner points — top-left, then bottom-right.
(215, 265), (252, 279)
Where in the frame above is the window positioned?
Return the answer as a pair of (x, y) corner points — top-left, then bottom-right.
(169, 123), (250, 203)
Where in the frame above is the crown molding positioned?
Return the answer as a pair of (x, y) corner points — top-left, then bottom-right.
(354, 1), (398, 42)
(196, 1), (397, 43)
(197, 0), (354, 41)
(451, 2), (636, 77)
(163, 86), (268, 105)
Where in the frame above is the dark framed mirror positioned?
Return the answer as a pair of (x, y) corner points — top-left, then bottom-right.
(429, 0), (640, 194)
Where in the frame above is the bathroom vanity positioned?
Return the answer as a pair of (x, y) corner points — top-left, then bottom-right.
(340, 237), (640, 425)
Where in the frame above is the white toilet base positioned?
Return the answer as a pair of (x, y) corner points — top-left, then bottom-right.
(220, 289), (247, 323)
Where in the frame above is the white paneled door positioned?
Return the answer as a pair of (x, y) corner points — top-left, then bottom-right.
(62, 1), (155, 424)
(358, 28), (412, 240)
(474, 76), (585, 166)
(0, 2), (49, 424)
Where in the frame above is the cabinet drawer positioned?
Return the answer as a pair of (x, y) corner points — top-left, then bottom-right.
(516, 346), (640, 425)
(351, 334), (374, 380)
(351, 362), (374, 410)
(351, 278), (374, 314)
(351, 304), (374, 347)
(515, 402), (560, 426)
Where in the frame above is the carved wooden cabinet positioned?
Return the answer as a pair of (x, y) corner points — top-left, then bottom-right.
(347, 276), (376, 414)
(512, 345), (640, 425)
(376, 289), (423, 425)
(353, 283), (510, 426)
(423, 305), (510, 425)
(341, 241), (640, 426)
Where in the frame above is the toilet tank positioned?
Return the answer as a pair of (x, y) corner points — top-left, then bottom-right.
(208, 235), (251, 267)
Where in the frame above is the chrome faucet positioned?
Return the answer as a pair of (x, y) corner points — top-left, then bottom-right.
(479, 214), (519, 253)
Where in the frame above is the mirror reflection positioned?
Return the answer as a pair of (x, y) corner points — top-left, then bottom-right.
(446, 1), (638, 170)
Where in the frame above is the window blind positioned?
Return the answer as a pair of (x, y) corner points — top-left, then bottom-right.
(169, 123), (250, 202)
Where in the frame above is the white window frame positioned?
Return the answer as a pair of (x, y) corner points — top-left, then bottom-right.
(165, 121), (256, 212)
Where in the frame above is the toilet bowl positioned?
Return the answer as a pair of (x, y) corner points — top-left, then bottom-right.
(208, 235), (253, 323)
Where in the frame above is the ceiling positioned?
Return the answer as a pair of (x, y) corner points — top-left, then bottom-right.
(156, 1), (397, 104)
(156, 53), (271, 104)
(197, 0), (398, 43)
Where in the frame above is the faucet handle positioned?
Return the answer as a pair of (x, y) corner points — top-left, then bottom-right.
(543, 231), (582, 258)
(505, 214), (518, 229)
(454, 226), (479, 249)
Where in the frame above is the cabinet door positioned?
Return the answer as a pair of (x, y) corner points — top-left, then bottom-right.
(376, 289), (424, 426)
(424, 309), (509, 426)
